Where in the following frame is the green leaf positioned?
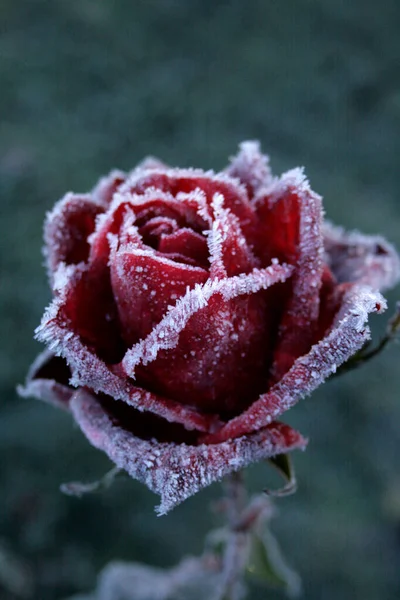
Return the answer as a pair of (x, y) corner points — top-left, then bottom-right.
(265, 453), (297, 497)
(246, 529), (301, 597)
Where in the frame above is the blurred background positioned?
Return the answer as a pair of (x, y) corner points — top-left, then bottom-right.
(1, 1), (400, 598)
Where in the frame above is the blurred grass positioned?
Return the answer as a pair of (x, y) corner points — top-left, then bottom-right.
(1, 1), (400, 598)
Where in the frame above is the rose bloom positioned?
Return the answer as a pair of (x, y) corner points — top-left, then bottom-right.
(20, 142), (399, 513)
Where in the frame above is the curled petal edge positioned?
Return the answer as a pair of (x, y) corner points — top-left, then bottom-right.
(70, 388), (307, 514)
(35, 262), (219, 433)
(17, 348), (73, 410)
(203, 284), (387, 444)
(323, 221), (400, 291)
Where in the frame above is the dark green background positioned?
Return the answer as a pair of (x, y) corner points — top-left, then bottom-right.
(1, 1), (400, 598)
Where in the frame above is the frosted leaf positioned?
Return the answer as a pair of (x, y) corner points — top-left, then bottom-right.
(204, 285), (386, 444)
(17, 349), (72, 410)
(226, 140), (272, 196)
(70, 389), (307, 514)
(323, 221), (400, 291)
(35, 262), (217, 433)
(122, 262), (293, 378)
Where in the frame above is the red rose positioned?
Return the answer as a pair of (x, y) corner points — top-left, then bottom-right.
(20, 142), (399, 514)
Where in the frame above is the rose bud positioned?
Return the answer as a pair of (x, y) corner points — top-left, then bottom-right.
(19, 142), (400, 514)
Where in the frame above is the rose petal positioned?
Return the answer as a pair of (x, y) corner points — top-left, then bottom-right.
(36, 262), (217, 433)
(70, 388), (307, 514)
(123, 263), (293, 412)
(323, 221), (400, 291)
(111, 246), (208, 346)
(158, 228), (209, 268)
(122, 263), (294, 378)
(91, 170), (126, 207)
(123, 168), (257, 237)
(203, 285), (386, 444)
(226, 140), (272, 197)
(205, 193), (258, 279)
(257, 169), (325, 381)
(17, 349), (73, 410)
(44, 193), (103, 276)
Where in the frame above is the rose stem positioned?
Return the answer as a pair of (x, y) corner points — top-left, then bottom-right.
(214, 470), (249, 600)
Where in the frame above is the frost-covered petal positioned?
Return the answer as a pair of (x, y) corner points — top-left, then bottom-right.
(205, 193), (258, 279)
(111, 246), (208, 346)
(36, 262), (217, 433)
(226, 140), (273, 197)
(158, 228), (209, 268)
(123, 263), (293, 412)
(17, 349), (73, 410)
(44, 193), (103, 276)
(257, 169), (325, 381)
(122, 167), (257, 238)
(203, 285), (386, 444)
(323, 221), (400, 291)
(70, 388), (307, 514)
(91, 170), (126, 207)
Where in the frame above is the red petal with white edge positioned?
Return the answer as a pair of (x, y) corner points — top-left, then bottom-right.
(226, 140), (273, 198)
(91, 170), (126, 207)
(257, 169), (324, 381)
(123, 263), (293, 413)
(70, 388), (307, 514)
(206, 193), (258, 279)
(35, 262), (218, 433)
(17, 349), (73, 410)
(323, 221), (400, 291)
(123, 168), (257, 236)
(44, 193), (103, 276)
(203, 285), (386, 444)
(110, 247), (208, 346)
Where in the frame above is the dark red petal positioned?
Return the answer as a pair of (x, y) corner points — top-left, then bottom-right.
(35, 263), (216, 433)
(122, 264), (293, 413)
(226, 140), (272, 198)
(17, 349), (73, 410)
(91, 170), (126, 207)
(257, 169), (324, 381)
(44, 193), (103, 276)
(125, 168), (257, 238)
(206, 193), (258, 278)
(203, 285), (386, 444)
(110, 246), (208, 346)
(71, 388), (307, 514)
(158, 228), (209, 269)
(323, 221), (400, 291)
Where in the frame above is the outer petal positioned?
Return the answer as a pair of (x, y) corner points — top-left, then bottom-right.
(17, 349), (73, 410)
(256, 169), (325, 381)
(203, 284), (386, 444)
(91, 169), (126, 207)
(323, 221), (400, 291)
(35, 262), (218, 433)
(70, 388), (307, 514)
(226, 140), (273, 197)
(44, 193), (103, 277)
